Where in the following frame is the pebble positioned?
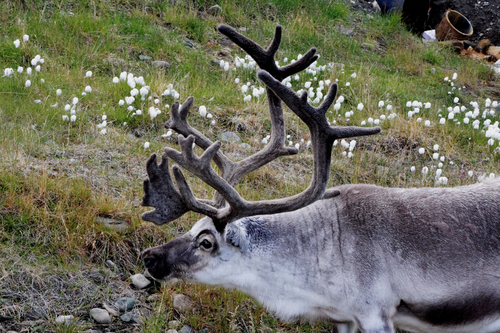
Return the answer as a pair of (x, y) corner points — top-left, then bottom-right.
(152, 61), (170, 69)
(147, 293), (163, 303)
(219, 131), (241, 144)
(55, 315), (74, 324)
(166, 330), (178, 333)
(180, 325), (196, 333)
(120, 312), (142, 324)
(173, 294), (194, 311)
(130, 273), (151, 289)
(89, 308), (112, 324)
(115, 297), (136, 312)
(168, 320), (180, 329)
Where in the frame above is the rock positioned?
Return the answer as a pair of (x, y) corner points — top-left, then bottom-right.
(207, 5), (222, 15)
(130, 273), (151, 289)
(147, 293), (163, 303)
(102, 303), (120, 316)
(180, 325), (196, 333)
(337, 25), (354, 37)
(173, 294), (194, 312)
(182, 37), (196, 49)
(55, 315), (74, 324)
(168, 320), (180, 329)
(139, 54), (152, 61)
(89, 308), (112, 324)
(239, 143), (251, 149)
(115, 297), (136, 312)
(219, 131), (241, 144)
(106, 260), (116, 268)
(166, 330), (178, 333)
(120, 312), (142, 324)
(152, 61), (170, 69)
(96, 216), (129, 232)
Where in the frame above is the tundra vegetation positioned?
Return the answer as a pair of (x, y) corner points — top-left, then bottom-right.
(0, 0), (499, 332)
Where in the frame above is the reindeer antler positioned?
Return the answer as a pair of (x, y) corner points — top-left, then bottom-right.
(141, 25), (381, 230)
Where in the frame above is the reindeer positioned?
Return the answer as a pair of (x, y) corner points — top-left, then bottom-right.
(140, 24), (500, 333)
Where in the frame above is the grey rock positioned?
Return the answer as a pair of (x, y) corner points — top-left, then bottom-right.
(173, 294), (194, 312)
(103, 303), (119, 316)
(115, 297), (136, 312)
(166, 330), (178, 333)
(168, 320), (180, 329)
(207, 5), (222, 15)
(120, 312), (142, 324)
(239, 143), (251, 149)
(130, 273), (151, 289)
(152, 61), (170, 69)
(337, 25), (354, 36)
(147, 293), (163, 303)
(182, 37), (196, 49)
(96, 216), (129, 232)
(55, 315), (74, 324)
(89, 308), (111, 324)
(139, 55), (152, 61)
(180, 325), (196, 333)
(106, 260), (116, 268)
(219, 131), (241, 144)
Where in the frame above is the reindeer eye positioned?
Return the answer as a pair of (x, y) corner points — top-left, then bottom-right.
(200, 239), (213, 249)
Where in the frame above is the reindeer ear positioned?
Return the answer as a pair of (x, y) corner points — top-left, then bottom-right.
(224, 222), (249, 252)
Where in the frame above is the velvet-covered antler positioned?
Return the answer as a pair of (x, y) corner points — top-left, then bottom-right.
(141, 25), (381, 230)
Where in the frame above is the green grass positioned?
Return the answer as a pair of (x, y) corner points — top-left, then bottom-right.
(1, 0), (500, 331)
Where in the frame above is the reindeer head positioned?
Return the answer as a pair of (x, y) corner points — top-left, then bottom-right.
(141, 25), (381, 282)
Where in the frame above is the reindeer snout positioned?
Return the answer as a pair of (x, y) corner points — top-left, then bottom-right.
(141, 248), (160, 274)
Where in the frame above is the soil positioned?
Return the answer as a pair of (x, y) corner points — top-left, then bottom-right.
(354, 0), (500, 47)
(428, 0), (500, 46)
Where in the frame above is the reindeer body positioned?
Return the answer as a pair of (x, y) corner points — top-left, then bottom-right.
(144, 180), (500, 332)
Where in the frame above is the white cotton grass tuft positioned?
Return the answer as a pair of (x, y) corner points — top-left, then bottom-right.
(23, 34), (29, 42)
(199, 105), (207, 118)
(418, 148), (425, 155)
(144, 142), (150, 149)
(3, 68), (14, 77)
(86, 71), (92, 77)
(25, 80), (31, 87)
(85, 86), (92, 93)
(14, 39), (20, 48)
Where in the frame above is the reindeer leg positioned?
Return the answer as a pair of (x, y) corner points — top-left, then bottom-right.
(334, 322), (357, 333)
(357, 314), (395, 333)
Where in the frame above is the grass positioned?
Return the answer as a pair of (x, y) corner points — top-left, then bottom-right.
(1, 0), (500, 332)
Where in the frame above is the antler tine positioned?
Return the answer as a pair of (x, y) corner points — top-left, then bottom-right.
(218, 24), (318, 81)
(166, 97), (234, 176)
(258, 70), (382, 139)
(165, 135), (247, 211)
(141, 153), (189, 225)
